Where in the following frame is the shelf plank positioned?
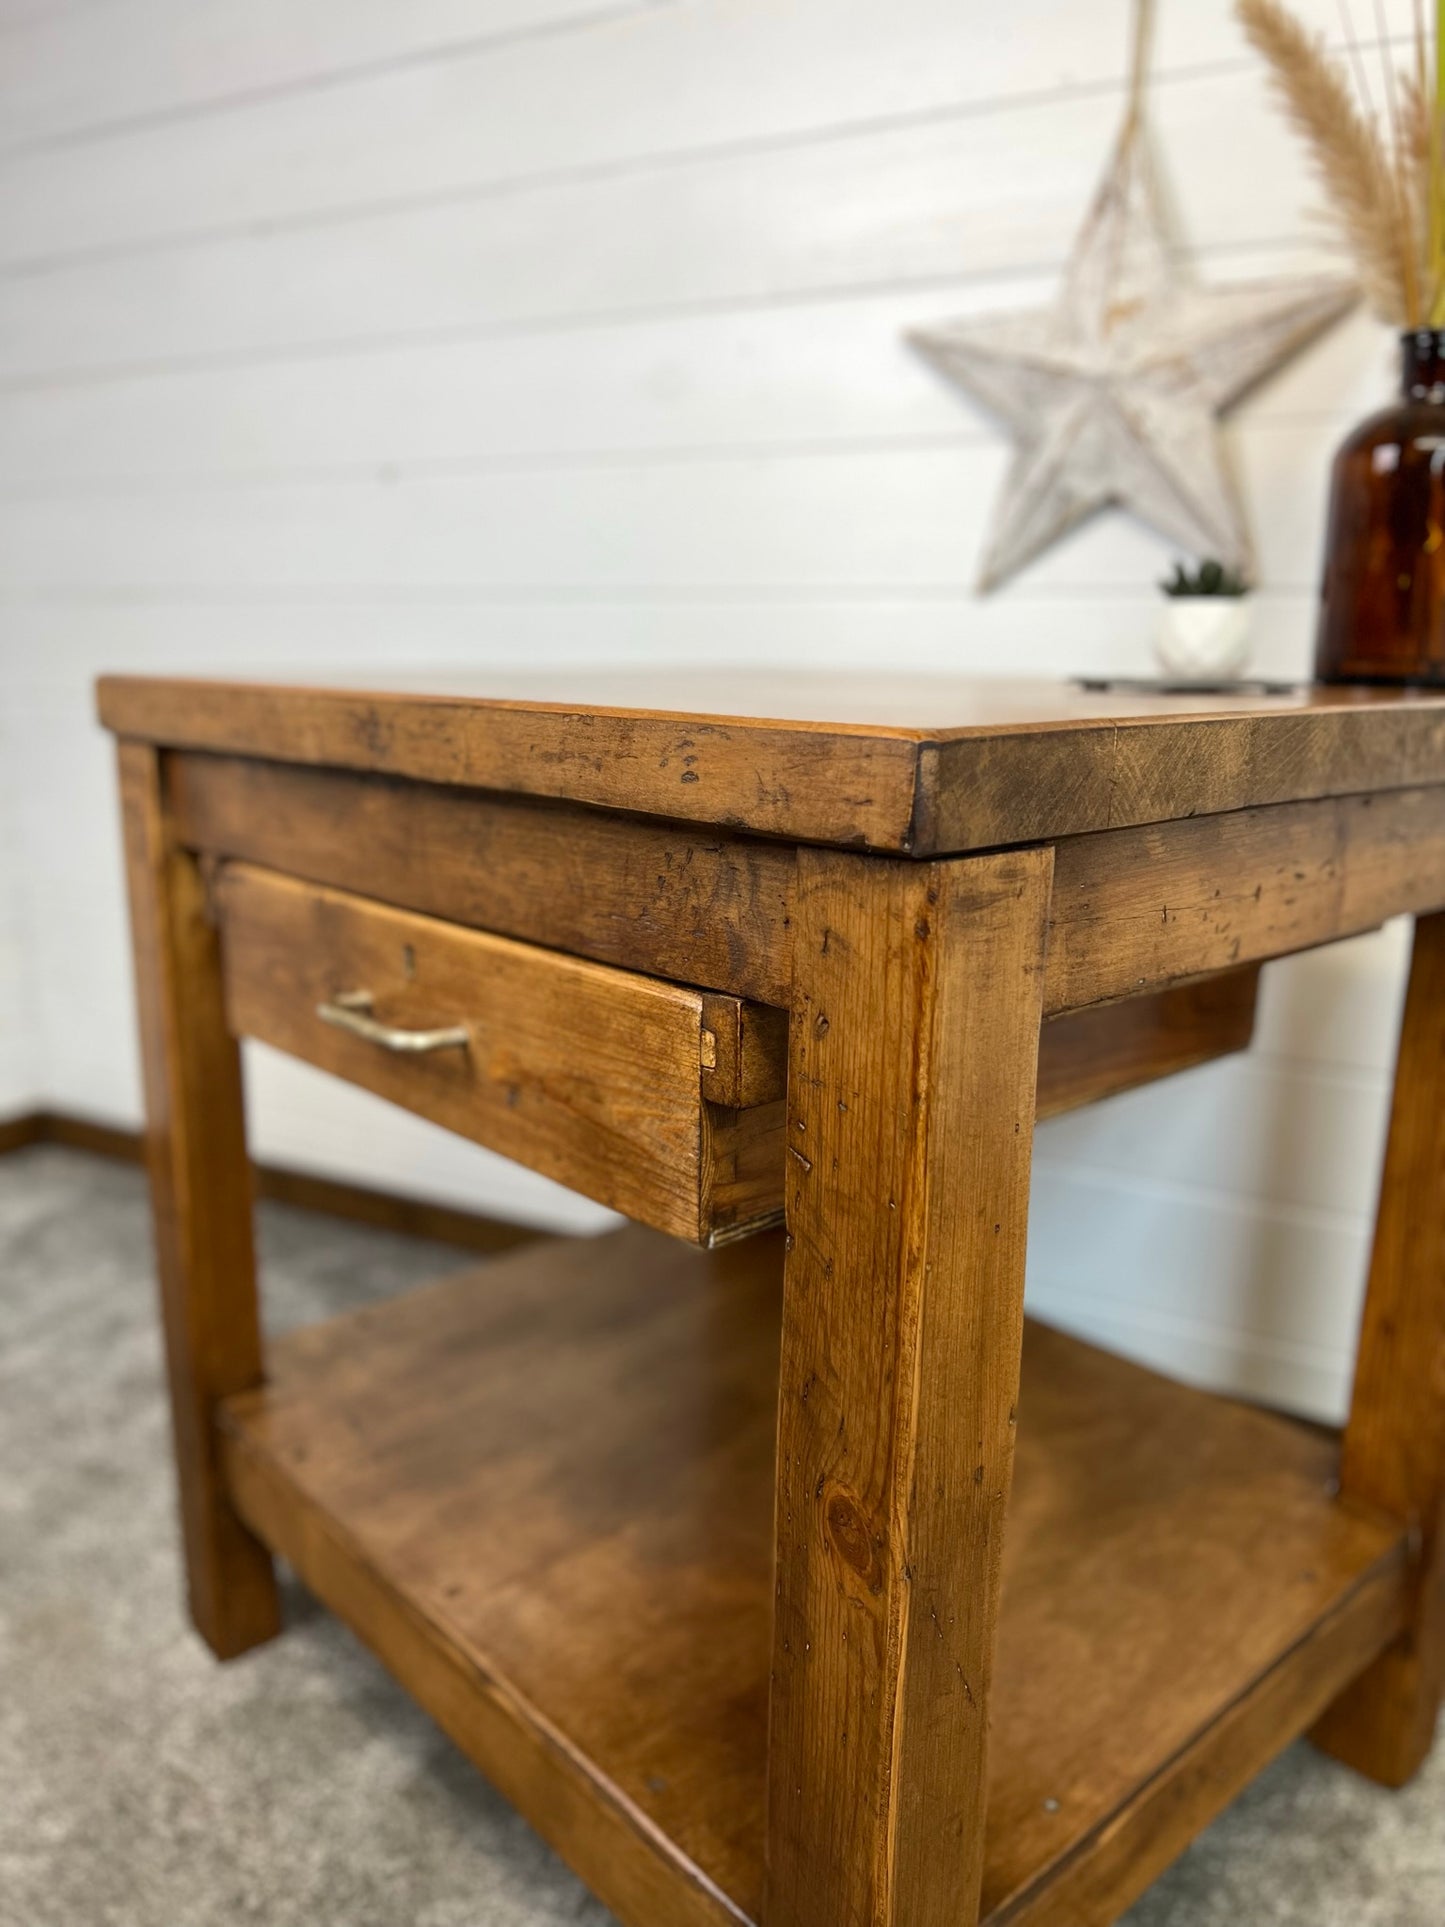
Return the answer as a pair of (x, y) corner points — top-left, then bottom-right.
(996, 1554), (1405, 1927)
(225, 1228), (779, 1927)
(982, 1324), (1407, 1924)
(218, 1228), (1407, 1927)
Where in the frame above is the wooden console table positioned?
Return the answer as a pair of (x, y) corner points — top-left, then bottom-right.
(99, 672), (1445, 1927)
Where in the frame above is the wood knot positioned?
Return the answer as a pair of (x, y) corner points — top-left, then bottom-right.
(821, 1483), (885, 1595)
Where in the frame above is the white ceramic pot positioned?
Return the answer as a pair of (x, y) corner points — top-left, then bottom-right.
(1154, 596), (1253, 682)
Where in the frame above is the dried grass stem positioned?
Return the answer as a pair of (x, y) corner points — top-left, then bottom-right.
(1237, 0), (1442, 327)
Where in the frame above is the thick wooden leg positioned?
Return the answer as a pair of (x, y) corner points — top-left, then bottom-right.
(765, 846), (1053, 1927)
(118, 742), (280, 1658)
(1313, 909), (1445, 1786)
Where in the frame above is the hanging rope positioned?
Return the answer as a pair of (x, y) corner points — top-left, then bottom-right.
(1119, 0), (1157, 150)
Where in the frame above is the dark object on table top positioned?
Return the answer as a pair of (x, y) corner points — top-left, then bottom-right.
(1076, 676), (1301, 697)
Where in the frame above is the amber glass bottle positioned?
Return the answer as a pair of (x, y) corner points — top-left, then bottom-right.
(1315, 329), (1445, 685)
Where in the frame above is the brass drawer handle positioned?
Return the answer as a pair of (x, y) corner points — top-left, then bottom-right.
(316, 989), (469, 1055)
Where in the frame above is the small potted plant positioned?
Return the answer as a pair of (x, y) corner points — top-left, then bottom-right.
(1156, 559), (1254, 682)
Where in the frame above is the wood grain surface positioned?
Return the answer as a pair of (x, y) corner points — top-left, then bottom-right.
(170, 751), (1445, 1032)
(99, 671), (1445, 1927)
(99, 673), (1445, 855)
(1045, 787), (1445, 1013)
(215, 863), (783, 1245)
(1036, 967), (1259, 1117)
(1314, 908), (1445, 1786)
(222, 1228), (781, 1927)
(212, 842), (1265, 1248)
(767, 846), (1052, 1927)
(170, 752), (797, 1005)
(217, 1225), (1407, 1927)
(116, 743), (280, 1658)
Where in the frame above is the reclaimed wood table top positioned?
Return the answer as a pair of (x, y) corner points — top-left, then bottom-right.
(97, 671), (1445, 854)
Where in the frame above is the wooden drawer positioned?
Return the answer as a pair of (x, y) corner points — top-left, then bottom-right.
(213, 863), (786, 1246)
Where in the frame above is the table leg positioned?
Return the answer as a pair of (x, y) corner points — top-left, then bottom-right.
(765, 845), (1053, 1927)
(1314, 909), (1445, 1786)
(118, 742), (280, 1659)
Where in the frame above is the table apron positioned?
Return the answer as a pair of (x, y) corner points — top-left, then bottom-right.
(1044, 784), (1445, 1014)
(167, 752), (1445, 1018)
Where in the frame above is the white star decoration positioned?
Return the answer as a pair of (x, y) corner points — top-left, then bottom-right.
(910, 119), (1357, 591)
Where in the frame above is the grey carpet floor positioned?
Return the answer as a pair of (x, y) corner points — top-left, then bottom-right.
(1, 1146), (1440, 1926)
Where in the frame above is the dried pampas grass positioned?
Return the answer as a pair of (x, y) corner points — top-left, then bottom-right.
(1237, 0), (1445, 326)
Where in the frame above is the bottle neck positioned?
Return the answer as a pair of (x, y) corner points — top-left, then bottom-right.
(1401, 330), (1445, 403)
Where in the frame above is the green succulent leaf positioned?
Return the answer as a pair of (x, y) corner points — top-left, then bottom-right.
(1160, 558), (1250, 597)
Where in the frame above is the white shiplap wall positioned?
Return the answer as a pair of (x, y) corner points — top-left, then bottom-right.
(0, 690), (38, 1115)
(0, 0), (1416, 1418)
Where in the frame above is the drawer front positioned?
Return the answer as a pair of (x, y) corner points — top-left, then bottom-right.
(214, 863), (785, 1246)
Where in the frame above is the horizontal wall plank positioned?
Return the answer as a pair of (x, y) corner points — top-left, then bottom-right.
(0, 590), (1329, 695)
(1036, 1017), (1397, 1224)
(0, 1), (1410, 264)
(0, 934), (36, 1111)
(0, 67), (1367, 382)
(0, 0), (660, 154)
(0, 297), (1389, 494)
(1025, 1281), (1356, 1423)
(1026, 1163), (1371, 1421)
(0, 697), (34, 1112)
(0, 420), (1355, 595)
(0, 2), (78, 28)
(1250, 916), (1412, 1074)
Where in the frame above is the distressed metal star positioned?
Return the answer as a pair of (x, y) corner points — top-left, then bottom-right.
(909, 121), (1357, 591)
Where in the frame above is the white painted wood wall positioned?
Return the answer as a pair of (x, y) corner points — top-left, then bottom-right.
(0, 704), (36, 1114)
(0, 0), (1417, 1419)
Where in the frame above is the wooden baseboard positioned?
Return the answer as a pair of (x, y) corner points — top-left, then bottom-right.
(254, 1163), (537, 1254)
(0, 1112), (45, 1156)
(0, 1109), (539, 1255)
(33, 1110), (145, 1164)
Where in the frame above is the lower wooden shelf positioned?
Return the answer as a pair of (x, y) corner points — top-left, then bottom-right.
(217, 1227), (1408, 1927)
